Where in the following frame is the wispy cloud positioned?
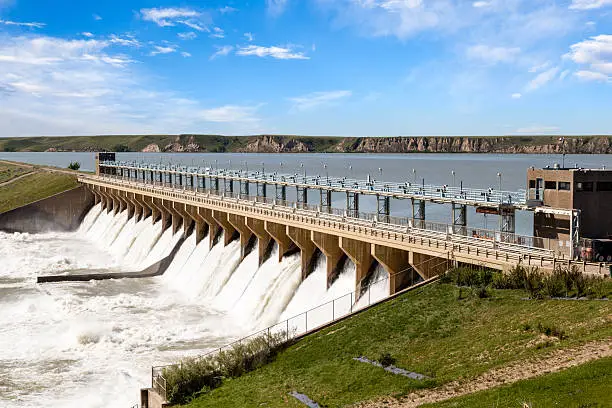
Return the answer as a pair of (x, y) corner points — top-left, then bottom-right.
(569, 0), (612, 10)
(219, 6), (238, 14)
(140, 7), (209, 31)
(178, 32), (197, 40)
(236, 44), (309, 60)
(288, 90), (352, 111)
(267, 0), (289, 16)
(244, 32), (254, 42)
(0, 19), (45, 28)
(181, 51), (191, 58)
(81, 32), (94, 38)
(466, 45), (521, 64)
(515, 125), (560, 133)
(210, 45), (234, 60)
(511, 93), (522, 99)
(109, 34), (140, 47)
(525, 67), (560, 92)
(93, 14), (103, 21)
(200, 104), (261, 122)
(150, 45), (177, 56)
(210, 27), (225, 39)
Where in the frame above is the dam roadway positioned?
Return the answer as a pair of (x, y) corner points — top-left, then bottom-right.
(78, 172), (607, 297)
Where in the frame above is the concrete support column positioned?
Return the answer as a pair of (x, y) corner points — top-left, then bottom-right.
(173, 202), (195, 235)
(311, 231), (345, 287)
(339, 237), (373, 296)
(227, 214), (254, 260)
(212, 210), (236, 246)
(246, 218), (272, 266)
(198, 207), (222, 249)
(185, 205), (208, 245)
(124, 193), (136, 220)
(136, 194), (150, 220)
(371, 245), (411, 295)
(92, 189), (101, 206)
(151, 197), (171, 232)
(160, 199), (182, 234)
(109, 190), (121, 215)
(142, 195), (161, 224)
(287, 226), (317, 280)
(452, 202), (467, 234)
(411, 252), (450, 280)
(265, 221), (295, 262)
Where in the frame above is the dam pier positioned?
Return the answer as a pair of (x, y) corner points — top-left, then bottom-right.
(72, 153), (608, 296)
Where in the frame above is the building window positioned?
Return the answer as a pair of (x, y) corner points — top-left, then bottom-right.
(576, 182), (593, 192)
(596, 181), (612, 192)
(529, 180), (536, 188)
(558, 182), (570, 191)
(545, 181), (557, 190)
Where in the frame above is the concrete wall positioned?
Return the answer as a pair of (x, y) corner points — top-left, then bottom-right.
(0, 185), (94, 233)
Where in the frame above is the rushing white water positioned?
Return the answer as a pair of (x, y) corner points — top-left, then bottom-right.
(0, 204), (394, 407)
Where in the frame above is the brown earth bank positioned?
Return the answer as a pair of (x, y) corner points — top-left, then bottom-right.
(350, 338), (612, 408)
(1, 135), (612, 154)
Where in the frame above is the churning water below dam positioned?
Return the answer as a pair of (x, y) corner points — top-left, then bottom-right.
(0, 203), (388, 407)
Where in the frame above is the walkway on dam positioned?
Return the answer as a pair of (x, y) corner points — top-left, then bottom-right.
(79, 174), (609, 276)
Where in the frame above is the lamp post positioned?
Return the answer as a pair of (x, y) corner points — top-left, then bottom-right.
(378, 167), (383, 179)
(497, 172), (502, 192)
(451, 170), (456, 188)
(261, 162), (265, 176)
(412, 168), (417, 184)
(323, 164), (328, 182)
(300, 163), (305, 178)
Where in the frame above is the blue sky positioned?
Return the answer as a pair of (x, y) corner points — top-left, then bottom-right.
(0, 0), (610, 137)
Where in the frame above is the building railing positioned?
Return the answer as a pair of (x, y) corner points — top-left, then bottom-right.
(149, 257), (450, 403)
(87, 173), (555, 259)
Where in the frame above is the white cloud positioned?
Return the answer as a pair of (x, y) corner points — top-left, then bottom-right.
(200, 105), (261, 122)
(267, 0), (289, 16)
(140, 7), (208, 31)
(236, 45), (309, 60)
(178, 32), (197, 40)
(81, 32), (94, 38)
(0, 34), (264, 136)
(575, 70), (610, 82)
(515, 126), (560, 133)
(150, 45), (177, 56)
(511, 93), (522, 99)
(529, 61), (551, 73)
(525, 67), (560, 92)
(180, 52), (191, 58)
(93, 14), (102, 21)
(288, 90), (352, 111)
(210, 27), (225, 39)
(219, 6), (238, 14)
(466, 45), (520, 64)
(244, 32), (254, 42)
(0, 19), (45, 28)
(560, 69), (571, 80)
(109, 35), (140, 47)
(567, 35), (612, 82)
(472, 1), (492, 8)
(569, 0), (612, 10)
(210, 45), (234, 60)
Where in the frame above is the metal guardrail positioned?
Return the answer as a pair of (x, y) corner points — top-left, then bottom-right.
(88, 173), (553, 257)
(149, 256), (450, 403)
(100, 160), (527, 208)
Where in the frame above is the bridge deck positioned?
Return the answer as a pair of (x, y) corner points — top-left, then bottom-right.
(80, 174), (610, 276)
(100, 161), (528, 209)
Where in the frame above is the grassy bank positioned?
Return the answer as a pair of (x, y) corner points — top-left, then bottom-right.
(181, 281), (611, 408)
(0, 169), (78, 213)
(0, 161), (32, 184)
(424, 357), (612, 408)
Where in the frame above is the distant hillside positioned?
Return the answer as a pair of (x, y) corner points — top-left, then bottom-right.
(1, 134), (612, 154)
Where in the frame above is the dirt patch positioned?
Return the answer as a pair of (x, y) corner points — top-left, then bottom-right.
(351, 338), (611, 407)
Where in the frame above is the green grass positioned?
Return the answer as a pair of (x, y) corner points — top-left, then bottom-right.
(0, 171), (78, 213)
(0, 162), (31, 184)
(423, 357), (612, 408)
(182, 283), (612, 408)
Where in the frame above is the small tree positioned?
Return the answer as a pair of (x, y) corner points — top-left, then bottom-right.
(68, 161), (81, 171)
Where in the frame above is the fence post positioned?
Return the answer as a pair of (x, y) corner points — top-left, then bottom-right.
(332, 299), (335, 320)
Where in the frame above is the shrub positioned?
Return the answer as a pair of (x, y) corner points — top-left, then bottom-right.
(67, 161), (80, 171)
(476, 285), (493, 299)
(162, 331), (290, 404)
(379, 353), (396, 368)
(507, 264), (528, 289)
(537, 322), (567, 340)
(585, 276), (608, 299)
(575, 274), (588, 298)
(542, 272), (565, 298)
(524, 267), (544, 299)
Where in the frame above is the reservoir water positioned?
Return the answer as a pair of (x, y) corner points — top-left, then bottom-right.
(1, 152), (611, 406)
